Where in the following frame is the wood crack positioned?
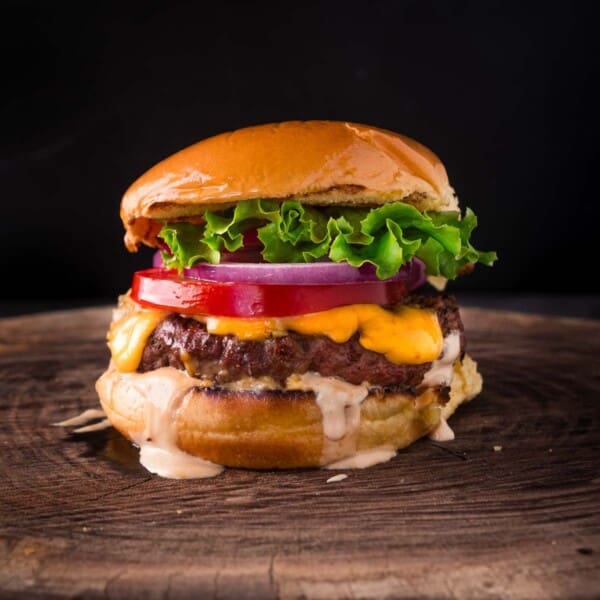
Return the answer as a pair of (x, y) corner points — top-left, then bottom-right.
(80, 476), (153, 505)
(268, 552), (279, 599)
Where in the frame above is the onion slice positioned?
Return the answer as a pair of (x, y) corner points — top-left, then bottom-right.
(152, 252), (426, 289)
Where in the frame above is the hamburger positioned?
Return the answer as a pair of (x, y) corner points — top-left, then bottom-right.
(96, 121), (496, 478)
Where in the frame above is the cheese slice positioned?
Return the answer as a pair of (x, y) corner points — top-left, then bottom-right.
(109, 299), (443, 373)
(207, 305), (443, 365)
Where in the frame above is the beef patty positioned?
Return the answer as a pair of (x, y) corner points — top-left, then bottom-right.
(139, 295), (464, 387)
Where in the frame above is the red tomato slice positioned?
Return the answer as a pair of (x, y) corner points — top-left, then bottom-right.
(131, 268), (408, 318)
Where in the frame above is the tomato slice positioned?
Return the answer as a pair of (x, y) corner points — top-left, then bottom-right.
(131, 268), (408, 318)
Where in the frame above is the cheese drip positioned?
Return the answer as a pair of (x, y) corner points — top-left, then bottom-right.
(108, 300), (168, 372)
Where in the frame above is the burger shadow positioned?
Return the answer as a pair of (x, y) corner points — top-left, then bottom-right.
(63, 426), (145, 474)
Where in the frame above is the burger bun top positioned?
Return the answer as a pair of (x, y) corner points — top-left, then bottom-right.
(121, 121), (457, 250)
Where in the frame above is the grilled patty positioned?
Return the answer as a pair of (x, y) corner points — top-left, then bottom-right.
(139, 295), (464, 387)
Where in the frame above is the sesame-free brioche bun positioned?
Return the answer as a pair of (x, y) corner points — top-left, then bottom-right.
(122, 121), (458, 251)
(96, 355), (481, 469)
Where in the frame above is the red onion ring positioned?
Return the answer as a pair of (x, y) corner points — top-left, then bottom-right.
(153, 251), (426, 289)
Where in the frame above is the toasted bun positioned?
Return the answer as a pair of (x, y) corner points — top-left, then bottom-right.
(121, 121), (457, 250)
(96, 356), (481, 470)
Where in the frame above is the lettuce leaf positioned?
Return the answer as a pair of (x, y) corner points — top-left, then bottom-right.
(159, 222), (219, 268)
(158, 199), (497, 279)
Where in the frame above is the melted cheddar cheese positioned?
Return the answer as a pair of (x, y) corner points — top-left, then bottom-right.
(108, 304), (168, 372)
(108, 299), (443, 373)
(207, 305), (443, 364)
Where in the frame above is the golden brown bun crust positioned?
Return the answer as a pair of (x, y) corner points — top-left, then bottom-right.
(96, 357), (481, 469)
(121, 121), (457, 250)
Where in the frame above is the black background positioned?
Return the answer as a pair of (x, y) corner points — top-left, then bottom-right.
(2, 0), (598, 313)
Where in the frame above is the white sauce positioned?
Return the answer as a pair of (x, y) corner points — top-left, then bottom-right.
(287, 372), (368, 440)
(286, 372), (369, 464)
(99, 367), (222, 479)
(73, 419), (112, 434)
(325, 447), (397, 469)
(53, 408), (107, 427)
(422, 331), (461, 387)
(138, 445), (222, 479)
(428, 417), (455, 442)
(326, 474), (348, 483)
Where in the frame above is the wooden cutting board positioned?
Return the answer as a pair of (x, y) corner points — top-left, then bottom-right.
(0, 306), (598, 599)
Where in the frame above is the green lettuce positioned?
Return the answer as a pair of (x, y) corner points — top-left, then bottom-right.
(159, 199), (496, 279)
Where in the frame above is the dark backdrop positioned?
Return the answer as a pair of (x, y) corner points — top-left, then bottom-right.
(2, 0), (598, 312)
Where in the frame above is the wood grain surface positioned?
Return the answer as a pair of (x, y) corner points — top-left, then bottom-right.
(0, 306), (598, 599)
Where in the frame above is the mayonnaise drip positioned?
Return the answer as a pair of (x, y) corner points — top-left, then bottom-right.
(428, 417), (455, 442)
(422, 330), (461, 387)
(325, 447), (397, 469)
(96, 367), (222, 479)
(286, 372), (369, 465)
(53, 408), (107, 428)
(53, 408), (112, 433)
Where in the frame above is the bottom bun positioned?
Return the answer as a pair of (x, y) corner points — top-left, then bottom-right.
(96, 356), (482, 470)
